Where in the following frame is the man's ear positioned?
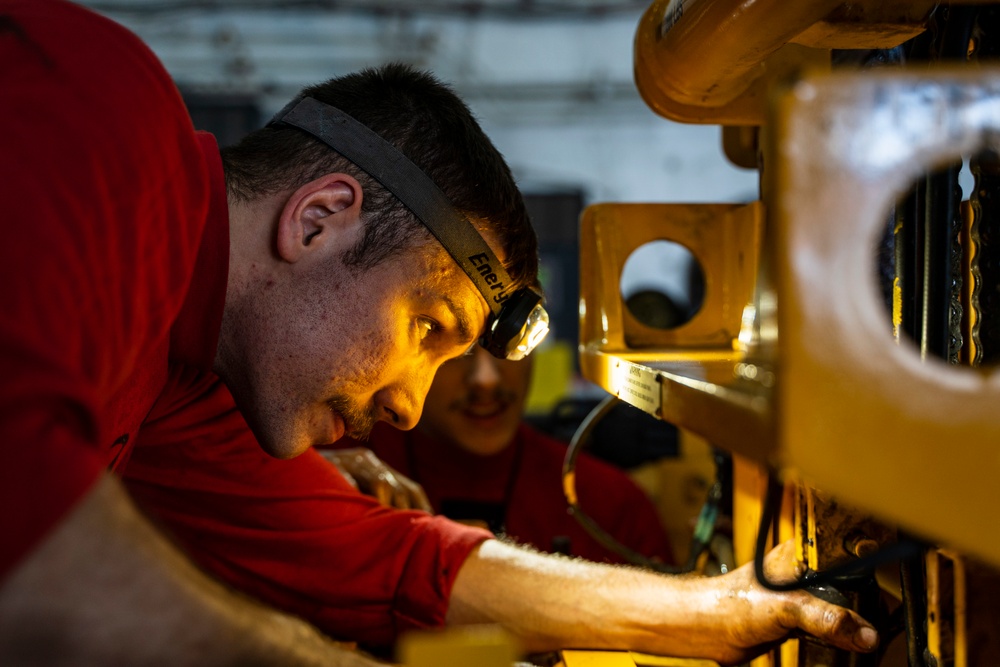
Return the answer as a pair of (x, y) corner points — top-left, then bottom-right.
(275, 173), (363, 263)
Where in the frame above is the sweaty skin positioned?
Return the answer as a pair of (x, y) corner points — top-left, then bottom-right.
(320, 343), (529, 512)
(216, 174), (489, 460)
(446, 539), (878, 666)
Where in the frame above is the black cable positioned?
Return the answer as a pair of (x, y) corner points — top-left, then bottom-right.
(562, 395), (668, 570)
(753, 475), (923, 592)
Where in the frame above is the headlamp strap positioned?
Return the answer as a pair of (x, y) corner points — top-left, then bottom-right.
(269, 96), (513, 316)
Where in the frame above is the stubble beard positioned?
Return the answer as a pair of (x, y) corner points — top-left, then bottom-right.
(328, 394), (378, 441)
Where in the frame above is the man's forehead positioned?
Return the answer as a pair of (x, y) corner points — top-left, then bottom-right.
(419, 249), (491, 338)
(431, 237), (494, 301)
(442, 291), (482, 345)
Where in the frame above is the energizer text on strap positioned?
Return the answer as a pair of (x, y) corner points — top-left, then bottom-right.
(270, 96), (513, 314)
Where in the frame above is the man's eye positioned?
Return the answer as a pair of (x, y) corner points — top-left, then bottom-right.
(417, 317), (440, 340)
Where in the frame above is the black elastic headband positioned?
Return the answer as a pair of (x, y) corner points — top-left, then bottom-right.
(268, 96), (514, 316)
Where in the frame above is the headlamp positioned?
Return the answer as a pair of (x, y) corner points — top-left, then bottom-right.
(484, 287), (549, 361)
(268, 96), (549, 360)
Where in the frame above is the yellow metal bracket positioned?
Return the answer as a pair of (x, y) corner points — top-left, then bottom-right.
(579, 201), (771, 462)
(579, 67), (1000, 567)
(768, 67), (1000, 566)
(557, 649), (719, 667)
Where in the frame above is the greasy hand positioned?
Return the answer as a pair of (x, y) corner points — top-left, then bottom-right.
(319, 447), (433, 512)
(703, 540), (878, 665)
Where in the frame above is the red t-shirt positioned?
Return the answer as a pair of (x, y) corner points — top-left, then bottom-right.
(1, 0), (489, 645)
(353, 422), (675, 566)
(0, 0), (214, 574)
(123, 372), (491, 645)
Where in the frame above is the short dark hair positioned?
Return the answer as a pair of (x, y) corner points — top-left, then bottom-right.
(221, 63), (538, 291)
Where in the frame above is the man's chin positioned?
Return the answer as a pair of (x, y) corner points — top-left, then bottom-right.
(251, 428), (316, 460)
(261, 440), (311, 460)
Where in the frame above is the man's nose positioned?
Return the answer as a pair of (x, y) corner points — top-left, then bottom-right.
(374, 365), (434, 430)
(467, 347), (502, 388)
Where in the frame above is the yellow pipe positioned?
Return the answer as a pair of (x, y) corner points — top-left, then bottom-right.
(634, 0), (840, 109)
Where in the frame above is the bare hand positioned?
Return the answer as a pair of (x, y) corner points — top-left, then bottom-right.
(699, 540), (878, 665)
(318, 447), (432, 513)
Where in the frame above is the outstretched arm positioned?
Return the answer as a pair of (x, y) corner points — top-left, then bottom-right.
(0, 473), (383, 667)
(446, 538), (878, 666)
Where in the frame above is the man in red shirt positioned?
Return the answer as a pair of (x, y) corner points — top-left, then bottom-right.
(349, 347), (675, 566)
(0, 1), (880, 664)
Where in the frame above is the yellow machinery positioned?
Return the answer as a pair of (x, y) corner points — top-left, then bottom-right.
(573, 1), (1000, 666)
(400, 3), (1000, 665)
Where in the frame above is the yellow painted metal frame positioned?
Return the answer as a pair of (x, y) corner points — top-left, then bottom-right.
(557, 649), (719, 666)
(579, 202), (772, 460)
(580, 67), (1000, 568)
(768, 68), (1000, 566)
(397, 625), (517, 667)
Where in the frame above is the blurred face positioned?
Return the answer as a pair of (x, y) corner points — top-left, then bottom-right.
(416, 346), (532, 457)
(226, 242), (490, 459)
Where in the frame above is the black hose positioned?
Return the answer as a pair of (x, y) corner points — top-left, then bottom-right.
(561, 395), (674, 571)
(753, 476), (922, 592)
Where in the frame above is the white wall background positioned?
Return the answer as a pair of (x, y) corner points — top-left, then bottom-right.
(79, 2), (759, 205)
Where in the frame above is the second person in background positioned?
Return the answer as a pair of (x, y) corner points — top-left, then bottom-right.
(329, 345), (675, 566)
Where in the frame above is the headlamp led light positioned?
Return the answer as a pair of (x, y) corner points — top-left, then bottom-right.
(485, 287), (549, 361)
(269, 96), (549, 360)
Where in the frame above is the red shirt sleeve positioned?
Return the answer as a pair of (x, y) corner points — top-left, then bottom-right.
(123, 369), (491, 646)
(0, 0), (208, 579)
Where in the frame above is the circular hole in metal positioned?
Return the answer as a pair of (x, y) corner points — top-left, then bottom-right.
(620, 240), (706, 330)
(874, 151), (998, 367)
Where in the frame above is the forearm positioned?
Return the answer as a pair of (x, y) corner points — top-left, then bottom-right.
(446, 539), (877, 666)
(0, 473), (382, 667)
(445, 539), (706, 655)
